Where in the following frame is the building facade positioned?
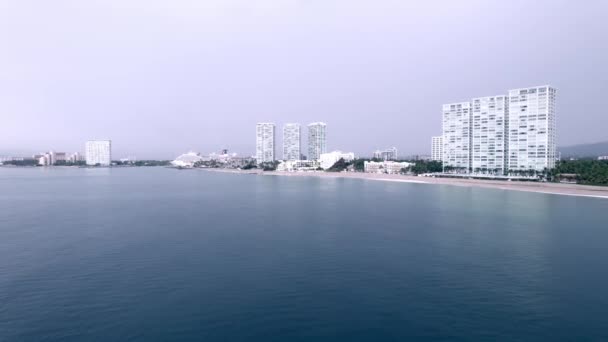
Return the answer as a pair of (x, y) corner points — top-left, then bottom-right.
(68, 152), (85, 163)
(471, 95), (508, 173)
(307, 122), (327, 161)
(364, 161), (412, 174)
(319, 151), (354, 169)
(441, 85), (557, 174)
(256, 123), (276, 163)
(442, 102), (472, 170)
(507, 86), (557, 172)
(86, 140), (112, 166)
(277, 159), (319, 172)
(282, 123), (301, 161)
(374, 147), (398, 161)
(431, 136), (443, 161)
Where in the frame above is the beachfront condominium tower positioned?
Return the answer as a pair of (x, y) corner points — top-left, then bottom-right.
(507, 86), (557, 172)
(471, 95), (508, 173)
(441, 85), (557, 174)
(307, 122), (327, 161)
(85, 140), (112, 166)
(283, 123), (301, 161)
(431, 136), (443, 161)
(256, 123), (276, 163)
(442, 102), (472, 170)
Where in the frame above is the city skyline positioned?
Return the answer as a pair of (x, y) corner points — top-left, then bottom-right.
(1, 1), (607, 159)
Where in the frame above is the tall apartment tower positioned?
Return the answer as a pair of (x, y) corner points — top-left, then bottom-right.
(507, 86), (557, 172)
(431, 136), (443, 161)
(307, 122), (327, 161)
(256, 123), (276, 163)
(471, 95), (508, 173)
(442, 102), (472, 170)
(283, 123), (301, 161)
(86, 140), (112, 166)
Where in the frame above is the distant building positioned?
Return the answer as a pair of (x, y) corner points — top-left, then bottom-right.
(364, 161), (412, 174)
(374, 147), (398, 161)
(443, 102), (472, 171)
(307, 122), (327, 161)
(507, 86), (557, 172)
(171, 152), (203, 168)
(256, 123), (276, 163)
(48, 151), (66, 164)
(441, 85), (557, 174)
(68, 152), (84, 163)
(598, 156), (608, 161)
(210, 151), (238, 164)
(283, 123), (301, 161)
(472, 95), (507, 173)
(32, 151), (66, 165)
(0, 156), (24, 163)
(319, 151), (354, 169)
(86, 140), (112, 166)
(38, 153), (52, 166)
(384, 147), (398, 160)
(277, 160), (320, 172)
(431, 136), (443, 161)
(228, 157), (256, 169)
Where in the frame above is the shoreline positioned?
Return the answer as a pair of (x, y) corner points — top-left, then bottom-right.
(201, 168), (608, 199)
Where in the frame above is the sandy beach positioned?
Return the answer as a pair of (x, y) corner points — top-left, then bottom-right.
(201, 168), (608, 199)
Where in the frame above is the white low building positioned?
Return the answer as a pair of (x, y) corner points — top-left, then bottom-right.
(277, 160), (320, 172)
(364, 161), (413, 174)
(319, 151), (355, 170)
(171, 152), (204, 168)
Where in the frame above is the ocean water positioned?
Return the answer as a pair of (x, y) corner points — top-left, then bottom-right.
(1, 167), (608, 341)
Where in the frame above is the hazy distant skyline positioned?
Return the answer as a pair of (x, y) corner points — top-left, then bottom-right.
(1, 0), (607, 159)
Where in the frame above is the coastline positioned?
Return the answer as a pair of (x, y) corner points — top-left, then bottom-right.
(201, 168), (608, 199)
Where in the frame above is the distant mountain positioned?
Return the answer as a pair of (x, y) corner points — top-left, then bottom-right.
(559, 141), (608, 158)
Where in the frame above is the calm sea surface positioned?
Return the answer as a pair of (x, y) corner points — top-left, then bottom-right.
(1, 167), (608, 341)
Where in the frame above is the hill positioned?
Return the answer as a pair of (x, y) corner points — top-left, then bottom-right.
(559, 141), (608, 158)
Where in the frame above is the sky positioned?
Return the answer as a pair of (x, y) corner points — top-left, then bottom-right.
(1, 0), (607, 159)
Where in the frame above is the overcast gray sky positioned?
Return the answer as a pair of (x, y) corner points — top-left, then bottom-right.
(1, 0), (606, 159)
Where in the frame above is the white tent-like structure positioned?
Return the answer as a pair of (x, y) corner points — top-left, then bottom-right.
(171, 152), (203, 168)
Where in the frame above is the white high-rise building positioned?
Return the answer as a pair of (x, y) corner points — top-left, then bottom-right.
(283, 123), (301, 161)
(256, 123), (276, 163)
(86, 140), (112, 166)
(471, 95), (508, 173)
(431, 136), (443, 161)
(507, 86), (557, 172)
(441, 85), (557, 174)
(442, 102), (472, 170)
(307, 122), (327, 161)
